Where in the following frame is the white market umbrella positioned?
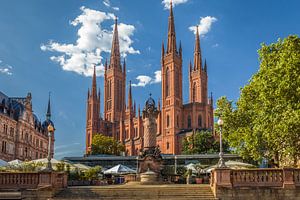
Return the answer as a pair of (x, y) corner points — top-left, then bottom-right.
(203, 160), (255, 173)
(0, 159), (8, 167)
(104, 164), (136, 175)
(31, 158), (60, 164)
(185, 163), (197, 174)
(8, 159), (23, 165)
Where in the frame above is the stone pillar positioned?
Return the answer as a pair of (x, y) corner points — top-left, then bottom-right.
(283, 168), (296, 189)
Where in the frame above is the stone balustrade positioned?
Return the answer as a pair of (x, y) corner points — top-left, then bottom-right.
(211, 168), (300, 200)
(0, 171), (67, 190)
(211, 168), (300, 189)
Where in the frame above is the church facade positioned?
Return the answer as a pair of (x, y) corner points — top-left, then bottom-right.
(86, 3), (214, 156)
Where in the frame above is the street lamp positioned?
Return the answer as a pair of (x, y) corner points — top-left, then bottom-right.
(217, 118), (226, 168)
(46, 124), (54, 171)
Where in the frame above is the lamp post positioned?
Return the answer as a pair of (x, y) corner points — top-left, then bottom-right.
(174, 155), (177, 174)
(46, 124), (54, 171)
(217, 118), (226, 168)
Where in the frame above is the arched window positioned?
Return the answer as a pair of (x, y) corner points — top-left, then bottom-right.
(198, 115), (202, 127)
(177, 115), (179, 127)
(166, 142), (170, 150)
(167, 115), (170, 127)
(166, 68), (170, 97)
(193, 82), (196, 102)
(187, 115), (191, 128)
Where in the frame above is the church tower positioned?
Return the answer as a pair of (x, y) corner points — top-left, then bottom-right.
(104, 18), (126, 122)
(86, 66), (101, 154)
(161, 1), (183, 154)
(189, 27), (208, 103)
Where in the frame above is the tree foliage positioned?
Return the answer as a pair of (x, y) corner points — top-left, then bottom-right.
(215, 35), (300, 167)
(182, 130), (228, 155)
(91, 134), (125, 155)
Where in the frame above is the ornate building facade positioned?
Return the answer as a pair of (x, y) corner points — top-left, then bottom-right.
(86, 3), (214, 156)
(0, 91), (54, 162)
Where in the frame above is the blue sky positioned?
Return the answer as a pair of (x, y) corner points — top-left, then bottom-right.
(0, 0), (299, 159)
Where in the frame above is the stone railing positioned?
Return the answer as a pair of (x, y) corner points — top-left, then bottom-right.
(211, 168), (300, 190)
(0, 171), (67, 190)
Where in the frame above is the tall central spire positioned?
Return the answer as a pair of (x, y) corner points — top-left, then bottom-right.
(92, 65), (97, 97)
(193, 26), (202, 70)
(167, 0), (177, 53)
(110, 17), (121, 69)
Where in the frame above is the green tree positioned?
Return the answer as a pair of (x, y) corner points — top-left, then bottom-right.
(182, 130), (227, 154)
(215, 35), (300, 167)
(91, 134), (125, 155)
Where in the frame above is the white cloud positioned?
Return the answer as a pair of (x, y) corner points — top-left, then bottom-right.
(0, 60), (13, 75)
(189, 16), (217, 37)
(132, 70), (161, 87)
(212, 43), (219, 48)
(103, 0), (119, 11)
(162, 0), (189, 9)
(41, 6), (139, 77)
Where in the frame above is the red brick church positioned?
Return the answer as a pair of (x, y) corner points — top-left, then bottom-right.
(86, 2), (214, 156)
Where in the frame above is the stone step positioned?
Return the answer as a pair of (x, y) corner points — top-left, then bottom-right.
(0, 192), (22, 200)
(54, 184), (217, 200)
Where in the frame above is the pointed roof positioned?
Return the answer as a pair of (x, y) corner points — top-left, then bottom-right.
(91, 66), (97, 97)
(46, 92), (51, 120)
(193, 26), (202, 70)
(128, 80), (132, 109)
(204, 59), (207, 72)
(110, 17), (121, 69)
(167, 0), (177, 53)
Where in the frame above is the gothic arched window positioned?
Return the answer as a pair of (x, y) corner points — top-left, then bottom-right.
(198, 115), (202, 128)
(166, 68), (170, 97)
(167, 115), (170, 127)
(187, 115), (191, 128)
(177, 115), (179, 127)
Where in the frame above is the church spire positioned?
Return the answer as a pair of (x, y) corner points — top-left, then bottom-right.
(110, 17), (121, 69)
(92, 65), (97, 97)
(193, 26), (202, 70)
(128, 80), (132, 109)
(204, 59), (207, 72)
(46, 92), (51, 120)
(167, 0), (177, 53)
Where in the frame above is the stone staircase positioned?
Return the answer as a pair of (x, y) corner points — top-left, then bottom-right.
(53, 184), (217, 200)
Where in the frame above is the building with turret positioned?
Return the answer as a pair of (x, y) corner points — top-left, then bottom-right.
(86, 2), (213, 156)
(0, 92), (55, 161)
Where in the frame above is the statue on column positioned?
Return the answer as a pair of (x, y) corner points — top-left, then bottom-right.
(138, 94), (163, 178)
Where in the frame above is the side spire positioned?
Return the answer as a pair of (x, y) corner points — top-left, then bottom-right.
(167, 0), (177, 53)
(193, 25), (202, 70)
(204, 59), (207, 72)
(110, 17), (121, 69)
(46, 92), (51, 120)
(128, 80), (132, 109)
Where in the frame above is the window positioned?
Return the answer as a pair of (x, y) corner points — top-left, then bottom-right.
(10, 127), (14, 137)
(198, 115), (202, 128)
(187, 115), (191, 128)
(1, 141), (6, 153)
(166, 68), (170, 97)
(176, 115), (179, 127)
(166, 142), (170, 150)
(167, 115), (170, 127)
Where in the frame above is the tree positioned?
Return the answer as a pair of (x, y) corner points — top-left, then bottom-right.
(215, 35), (300, 167)
(182, 130), (228, 155)
(91, 134), (125, 155)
